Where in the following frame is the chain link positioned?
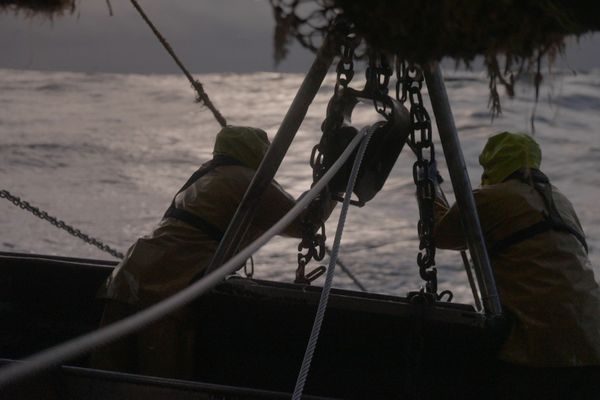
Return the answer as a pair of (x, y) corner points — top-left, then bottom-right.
(334, 30), (358, 94)
(296, 149), (330, 283)
(309, 31), (358, 190)
(367, 53), (393, 117)
(1, 189), (124, 259)
(398, 62), (439, 296)
(295, 26), (359, 285)
(295, 220), (327, 284)
(395, 57), (408, 103)
(243, 256), (254, 279)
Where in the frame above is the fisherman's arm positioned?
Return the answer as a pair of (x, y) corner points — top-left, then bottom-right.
(432, 178), (468, 251)
(254, 180), (336, 238)
(434, 201), (468, 251)
(434, 186), (495, 251)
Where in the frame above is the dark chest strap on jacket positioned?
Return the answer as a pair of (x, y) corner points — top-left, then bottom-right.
(489, 169), (588, 255)
(163, 155), (243, 242)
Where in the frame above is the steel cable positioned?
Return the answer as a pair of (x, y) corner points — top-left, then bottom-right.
(292, 127), (373, 400)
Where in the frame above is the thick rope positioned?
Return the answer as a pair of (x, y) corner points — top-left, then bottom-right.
(292, 127), (373, 399)
(129, 0), (227, 127)
(105, 0), (113, 16)
(0, 132), (366, 389)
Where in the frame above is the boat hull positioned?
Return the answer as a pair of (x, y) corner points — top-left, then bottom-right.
(0, 252), (504, 399)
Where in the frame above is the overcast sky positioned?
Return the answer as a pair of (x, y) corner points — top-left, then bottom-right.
(1, 0), (599, 74)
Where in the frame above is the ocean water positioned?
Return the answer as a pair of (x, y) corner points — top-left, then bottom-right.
(1, 67), (599, 305)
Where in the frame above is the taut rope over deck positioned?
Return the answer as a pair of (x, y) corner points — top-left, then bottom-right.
(129, 0), (227, 127)
(0, 130), (366, 389)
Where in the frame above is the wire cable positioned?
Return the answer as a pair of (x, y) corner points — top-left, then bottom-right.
(292, 126), (373, 399)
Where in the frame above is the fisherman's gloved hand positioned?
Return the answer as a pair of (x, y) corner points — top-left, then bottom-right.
(427, 160), (450, 209)
(428, 160), (444, 185)
(433, 171), (450, 210)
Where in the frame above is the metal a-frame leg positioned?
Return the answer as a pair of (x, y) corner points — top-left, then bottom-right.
(202, 34), (336, 277)
(423, 62), (502, 316)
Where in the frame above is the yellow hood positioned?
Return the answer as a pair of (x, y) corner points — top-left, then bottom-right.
(213, 126), (270, 170)
(479, 131), (541, 185)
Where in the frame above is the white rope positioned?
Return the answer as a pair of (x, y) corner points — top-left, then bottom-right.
(292, 126), (373, 400)
(0, 132), (367, 389)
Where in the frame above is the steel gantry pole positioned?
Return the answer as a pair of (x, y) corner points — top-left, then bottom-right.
(423, 62), (502, 316)
(202, 33), (337, 277)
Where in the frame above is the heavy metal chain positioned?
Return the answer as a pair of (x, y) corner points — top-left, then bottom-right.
(311, 31), (357, 183)
(334, 29), (357, 95)
(295, 220), (327, 284)
(1, 189), (124, 259)
(397, 62), (439, 297)
(295, 28), (358, 284)
(367, 53), (393, 118)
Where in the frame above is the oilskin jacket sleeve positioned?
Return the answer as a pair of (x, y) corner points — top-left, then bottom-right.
(99, 164), (314, 306)
(183, 164), (313, 241)
(434, 179), (600, 367)
(433, 184), (546, 251)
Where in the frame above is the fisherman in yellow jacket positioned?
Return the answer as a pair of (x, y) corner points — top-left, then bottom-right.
(434, 132), (600, 397)
(92, 125), (330, 378)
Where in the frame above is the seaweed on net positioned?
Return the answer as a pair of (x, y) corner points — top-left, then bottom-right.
(0, 0), (76, 16)
(271, 0), (338, 64)
(3, 0), (597, 117)
(270, 0), (598, 116)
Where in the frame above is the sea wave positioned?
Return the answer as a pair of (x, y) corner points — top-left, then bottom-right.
(1, 68), (599, 303)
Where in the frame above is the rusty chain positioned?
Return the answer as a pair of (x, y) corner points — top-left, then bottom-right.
(334, 30), (357, 93)
(1, 189), (124, 259)
(368, 53), (393, 117)
(295, 26), (358, 285)
(397, 62), (439, 298)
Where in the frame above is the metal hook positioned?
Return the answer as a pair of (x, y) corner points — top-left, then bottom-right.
(295, 264), (327, 285)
